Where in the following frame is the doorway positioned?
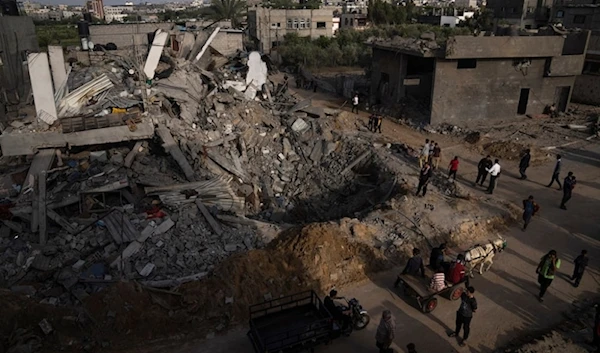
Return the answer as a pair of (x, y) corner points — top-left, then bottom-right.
(554, 86), (571, 112)
(517, 88), (530, 115)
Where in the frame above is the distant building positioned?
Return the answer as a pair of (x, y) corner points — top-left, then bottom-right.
(333, 16), (340, 34)
(370, 31), (590, 124)
(248, 7), (334, 54)
(104, 5), (133, 22)
(486, 0), (552, 28)
(340, 12), (368, 30)
(418, 8), (475, 27)
(454, 0), (478, 8)
(86, 0), (105, 20)
(553, 0), (600, 30)
(571, 32), (600, 105)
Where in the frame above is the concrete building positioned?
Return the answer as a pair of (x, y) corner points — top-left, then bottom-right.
(418, 9), (475, 27)
(572, 32), (600, 105)
(454, 0), (478, 8)
(552, 0), (600, 30)
(0, 16), (39, 118)
(370, 32), (589, 125)
(86, 0), (105, 20)
(248, 7), (334, 54)
(487, 0), (552, 28)
(104, 5), (133, 22)
(89, 23), (174, 47)
(340, 12), (368, 30)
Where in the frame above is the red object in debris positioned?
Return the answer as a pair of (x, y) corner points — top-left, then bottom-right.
(146, 206), (166, 219)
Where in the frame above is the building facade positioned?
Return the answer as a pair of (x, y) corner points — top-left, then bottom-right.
(86, 0), (105, 20)
(340, 12), (368, 30)
(487, 0), (552, 28)
(553, 0), (600, 30)
(370, 33), (589, 125)
(248, 7), (334, 53)
(572, 32), (600, 105)
(103, 5), (133, 22)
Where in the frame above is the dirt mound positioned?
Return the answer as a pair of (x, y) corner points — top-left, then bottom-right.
(481, 141), (549, 164)
(0, 223), (389, 352)
(180, 223), (390, 325)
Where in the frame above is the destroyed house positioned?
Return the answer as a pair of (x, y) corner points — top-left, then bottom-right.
(370, 32), (590, 125)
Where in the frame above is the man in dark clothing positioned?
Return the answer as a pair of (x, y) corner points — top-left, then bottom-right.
(395, 249), (425, 287)
(416, 162), (433, 197)
(547, 155), (562, 189)
(522, 195), (540, 230)
(519, 149), (531, 180)
(429, 243), (447, 269)
(324, 290), (352, 331)
(373, 115), (383, 133)
(406, 343), (417, 353)
(593, 304), (600, 349)
(475, 155), (492, 186)
(449, 286), (477, 347)
(571, 250), (589, 288)
(560, 172), (576, 210)
(368, 114), (376, 132)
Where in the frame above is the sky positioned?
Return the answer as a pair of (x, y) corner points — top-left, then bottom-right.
(35, 0), (192, 6)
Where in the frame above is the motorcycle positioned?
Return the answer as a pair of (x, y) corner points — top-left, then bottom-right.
(337, 297), (371, 332)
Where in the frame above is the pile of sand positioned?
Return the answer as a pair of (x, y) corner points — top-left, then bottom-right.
(481, 141), (549, 165)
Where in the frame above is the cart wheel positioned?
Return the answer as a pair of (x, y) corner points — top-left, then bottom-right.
(422, 297), (438, 313)
(450, 286), (464, 301)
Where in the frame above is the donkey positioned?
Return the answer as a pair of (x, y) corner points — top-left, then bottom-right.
(463, 237), (507, 277)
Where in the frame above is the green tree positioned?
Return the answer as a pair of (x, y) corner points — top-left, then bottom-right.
(205, 0), (247, 28)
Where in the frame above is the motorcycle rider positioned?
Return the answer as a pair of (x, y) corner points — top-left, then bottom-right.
(324, 289), (353, 332)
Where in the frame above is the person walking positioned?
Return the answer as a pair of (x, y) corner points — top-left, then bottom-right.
(375, 310), (396, 353)
(416, 162), (433, 197)
(448, 286), (477, 347)
(448, 156), (459, 181)
(522, 195), (540, 230)
(419, 139), (431, 168)
(571, 250), (588, 288)
(536, 250), (561, 302)
(519, 149), (531, 180)
(560, 172), (576, 210)
(486, 159), (501, 194)
(406, 343), (417, 353)
(547, 155), (562, 190)
(475, 155), (492, 187)
(432, 143), (441, 169)
(373, 114), (383, 133)
(351, 94), (359, 114)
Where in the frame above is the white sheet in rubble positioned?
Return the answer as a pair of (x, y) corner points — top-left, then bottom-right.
(245, 52), (267, 89)
(144, 29), (169, 80)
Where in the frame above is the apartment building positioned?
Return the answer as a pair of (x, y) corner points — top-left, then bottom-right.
(248, 7), (333, 53)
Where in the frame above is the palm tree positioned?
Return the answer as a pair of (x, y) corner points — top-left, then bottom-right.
(206, 0), (247, 28)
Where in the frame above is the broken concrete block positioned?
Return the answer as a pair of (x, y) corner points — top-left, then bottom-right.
(39, 319), (53, 335)
(10, 285), (36, 296)
(291, 118), (309, 134)
(154, 218), (175, 235)
(264, 292), (272, 301)
(72, 259), (86, 271)
(225, 296), (234, 304)
(138, 263), (156, 277)
(90, 151), (108, 163)
(282, 138), (292, 156)
(224, 244), (237, 252)
(245, 51), (268, 88)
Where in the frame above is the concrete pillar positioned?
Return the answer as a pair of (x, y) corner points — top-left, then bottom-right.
(48, 46), (67, 93)
(27, 53), (58, 125)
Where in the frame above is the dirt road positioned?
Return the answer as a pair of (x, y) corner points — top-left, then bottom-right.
(151, 86), (600, 353)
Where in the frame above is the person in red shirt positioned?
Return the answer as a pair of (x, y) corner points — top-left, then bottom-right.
(448, 254), (467, 284)
(448, 156), (459, 181)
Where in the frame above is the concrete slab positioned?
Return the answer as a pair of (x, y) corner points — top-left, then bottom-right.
(0, 121), (155, 156)
(48, 46), (67, 93)
(144, 29), (169, 80)
(28, 53), (58, 124)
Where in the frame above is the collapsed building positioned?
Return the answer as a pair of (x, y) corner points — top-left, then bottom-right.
(370, 29), (591, 125)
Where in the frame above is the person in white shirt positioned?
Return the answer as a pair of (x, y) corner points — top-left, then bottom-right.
(351, 94), (359, 114)
(486, 159), (501, 194)
(420, 139), (431, 168)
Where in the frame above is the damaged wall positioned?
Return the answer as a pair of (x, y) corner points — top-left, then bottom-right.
(370, 48), (406, 106)
(0, 16), (39, 109)
(210, 30), (244, 56)
(571, 32), (600, 105)
(430, 58), (576, 124)
(89, 23), (174, 48)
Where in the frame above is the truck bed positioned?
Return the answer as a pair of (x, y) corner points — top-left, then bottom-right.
(248, 291), (333, 353)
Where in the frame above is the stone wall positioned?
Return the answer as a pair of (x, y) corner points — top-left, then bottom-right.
(89, 23), (174, 48)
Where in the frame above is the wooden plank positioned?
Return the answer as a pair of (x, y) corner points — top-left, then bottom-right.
(47, 209), (77, 234)
(124, 141), (144, 168)
(156, 124), (196, 182)
(195, 199), (223, 236)
(103, 213), (123, 244)
(39, 171), (47, 245)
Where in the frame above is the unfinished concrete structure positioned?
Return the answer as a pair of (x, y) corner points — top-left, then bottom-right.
(247, 7), (334, 54)
(572, 32), (600, 105)
(487, 0), (552, 28)
(553, 0), (600, 30)
(0, 16), (39, 118)
(370, 32), (589, 125)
